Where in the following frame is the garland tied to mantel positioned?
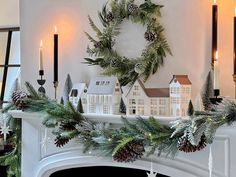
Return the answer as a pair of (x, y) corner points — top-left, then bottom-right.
(84, 0), (171, 86)
(1, 81), (236, 173)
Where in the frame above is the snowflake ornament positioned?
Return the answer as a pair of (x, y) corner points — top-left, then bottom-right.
(40, 128), (51, 153)
(0, 119), (11, 141)
(146, 161), (157, 177)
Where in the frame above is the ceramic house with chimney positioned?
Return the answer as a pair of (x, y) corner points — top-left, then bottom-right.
(69, 83), (88, 112)
(86, 77), (122, 115)
(169, 75), (192, 117)
(126, 75), (192, 117)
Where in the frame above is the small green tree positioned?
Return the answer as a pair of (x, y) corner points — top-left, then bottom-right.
(187, 100), (194, 116)
(201, 71), (213, 111)
(119, 98), (126, 114)
(63, 74), (73, 105)
(77, 98), (84, 113)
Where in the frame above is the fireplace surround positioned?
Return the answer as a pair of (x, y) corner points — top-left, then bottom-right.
(9, 110), (236, 177)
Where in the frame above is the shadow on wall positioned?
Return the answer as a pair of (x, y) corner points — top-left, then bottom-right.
(50, 166), (170, 177)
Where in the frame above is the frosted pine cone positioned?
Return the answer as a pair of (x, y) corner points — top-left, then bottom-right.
(128, 3), (138, 14)
(177, 134), (207, 153)
(11, 90), (28, 110)
(113, 140), (145, 162)
(144, 31), (156, 42)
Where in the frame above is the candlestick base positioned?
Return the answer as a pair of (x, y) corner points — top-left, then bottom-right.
(233, 75), (236, 99)
(214, 89), (220, 97)
(37, 75), (46, 94)
(53, 81), (58, 99)
(210, 89), (222, 104)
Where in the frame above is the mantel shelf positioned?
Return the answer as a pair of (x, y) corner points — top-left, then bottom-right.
(8, 110), (180, 124)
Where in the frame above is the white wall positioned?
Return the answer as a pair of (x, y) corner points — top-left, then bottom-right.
(0, 0), (19, 27)
(0, 0), (20, 101)
(20, 0), (236, 101)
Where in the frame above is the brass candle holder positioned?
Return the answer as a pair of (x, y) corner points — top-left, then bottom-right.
(233, 74), (236, 99)
(53, 81), (58, 99)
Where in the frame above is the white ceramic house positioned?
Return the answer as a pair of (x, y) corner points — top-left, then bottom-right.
(169, 75), (192, 117)
(69, 83), (88, 112)
(126, 80), (170, 116)
(86, 77), (122, 115)
(126, 75), (192, 117)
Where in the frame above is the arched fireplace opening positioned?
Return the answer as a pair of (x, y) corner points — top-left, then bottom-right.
(50, 166), (170, 177)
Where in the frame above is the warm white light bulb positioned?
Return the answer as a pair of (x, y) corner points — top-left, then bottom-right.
(213, 0), (217, 4)
(54, 26), (57, 33)
(215, 51), (219, 60)
(40, 40), (43, 47)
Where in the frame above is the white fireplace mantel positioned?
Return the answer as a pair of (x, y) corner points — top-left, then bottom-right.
(9, 110), (236, 177)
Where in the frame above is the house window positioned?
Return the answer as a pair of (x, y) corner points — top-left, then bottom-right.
(129, 106), (136, 115)
(159, 107), (166, 116)
(134, 85), (139, 90)
(89, 95), (95, 104)
(103, 105), (110, 114)
(104, 96), (108, 104)
(150, 107), (158, 115)
(137, 106), (144, 115)
(96, 95), (99, 103)
(150, 99), (157, 105)
(129, 99), (136, 105)
(96, 81), (100, 85)
(171, 97), (180, 104)
(106, 81), (110, 85)
(159, 99), (166, 105)
(186, 87), (190, 94)
(116, 82), (119, 86)
(133, 91), (140, 96)
(115, 88), (120, 92)
(70, 89), (78, 97)
(89, 104), (96, 113)
(138, 99), (144, 105)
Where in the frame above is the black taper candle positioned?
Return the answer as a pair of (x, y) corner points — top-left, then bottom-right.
(234, 15), (236, 74)
(212, 3), (218, 64)
(54, 28), (58, 82)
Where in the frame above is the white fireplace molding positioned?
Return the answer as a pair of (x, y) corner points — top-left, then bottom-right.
(9, 111), (236, 177)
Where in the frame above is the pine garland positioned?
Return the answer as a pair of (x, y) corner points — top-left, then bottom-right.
(84, 0), (171, 86)
(2, 82), (236, 176)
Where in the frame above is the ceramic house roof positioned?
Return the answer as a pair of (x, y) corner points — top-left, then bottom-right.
(128, 80), (169, 97)
(87, 76), (118, 95)
(169, 75), (192, 85)
(70, 83), (87, 97)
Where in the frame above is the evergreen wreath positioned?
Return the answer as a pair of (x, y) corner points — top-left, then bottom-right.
(84, 0), (171, 86)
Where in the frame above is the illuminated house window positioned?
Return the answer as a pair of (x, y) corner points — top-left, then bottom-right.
(103, 105), (110, 114)
(137, 106), (144, 115)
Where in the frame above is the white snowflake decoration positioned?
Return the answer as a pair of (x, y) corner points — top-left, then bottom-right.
(146, 161), (157, 177)
(0, 118), (11, 141)
(40, 128), (51, 153)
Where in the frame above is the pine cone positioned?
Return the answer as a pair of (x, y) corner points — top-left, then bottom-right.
(106, 12), (114, 23)
(113, 140), (145, 162)
(94, 41), (103, 48)
(144, 31), (156, 42)
(54, 135), (70, 147)
(177, 134), (207, 153)
(128, 3), (138, 14)
(11, 90), (28, 110)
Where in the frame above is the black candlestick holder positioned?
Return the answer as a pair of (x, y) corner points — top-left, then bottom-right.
(37, 70), (46, 94)
(210, 89), (223, 104)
